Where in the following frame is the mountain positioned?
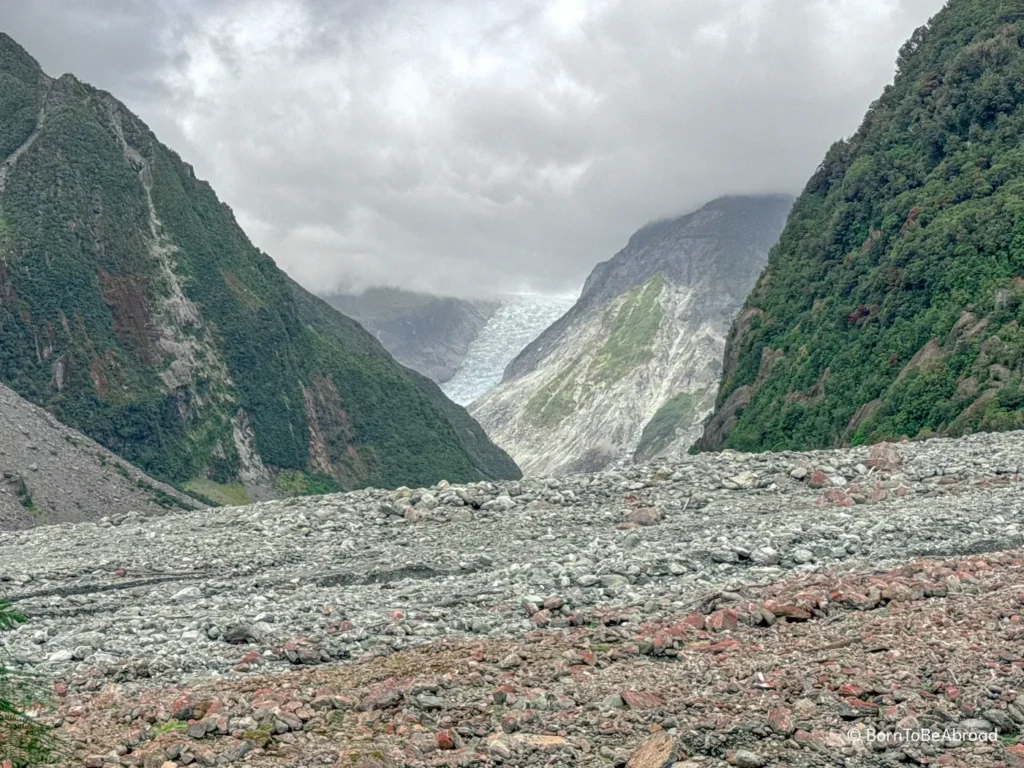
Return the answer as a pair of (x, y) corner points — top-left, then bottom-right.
(441, 293), (579, 405)
(470, 196), (792, 475)
(322, 287), (499, 384)
(0, 382), (202, 529)
(0, 34), (519, 504)
(699, 0), (1024, 453)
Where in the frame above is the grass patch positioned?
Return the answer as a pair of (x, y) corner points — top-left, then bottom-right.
(634, 388), (709, 462)
(184, 479), (249, 507)
(14, 476), (38, 515)
(153, 720), (189, 735)
(275, 470), (342, 498)
(524, 359), (585, 427)
(136, 479), (196, 511)
(591, 275), (665, 385)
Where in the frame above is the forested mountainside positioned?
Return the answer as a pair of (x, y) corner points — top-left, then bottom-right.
(0, 382), (202, 529)
(322, 287), (499, 384)
(0, 34), (519, 504)
(701, 0), (1024, 453)
(472, 196), (791, 475)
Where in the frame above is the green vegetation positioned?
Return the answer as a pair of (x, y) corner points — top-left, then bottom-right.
(525, 275), (666, 427)
(635, 388), (709, 462)
(184, 479), (250, 507)
(591, 275), (665, 384)
(275, 469), (342, 497)
(153, 720), (189, 736)
(705, 0), (1024, 452)
(0, 35), (519, 496)
(525, 359), (583, 427)
(0, 601), (57, 766)
(12, 477), (36, 516)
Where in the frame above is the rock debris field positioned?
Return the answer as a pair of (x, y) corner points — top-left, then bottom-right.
(2, 432), (1024, 767)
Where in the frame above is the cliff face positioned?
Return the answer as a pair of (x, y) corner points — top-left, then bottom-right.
(322, 288), (499, 384)
(0, 34), (519, 503)
(470, 196), (792, 475)
(700, 0), (1024, 453)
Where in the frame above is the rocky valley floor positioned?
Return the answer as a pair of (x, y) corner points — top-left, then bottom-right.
(2, 432), (1024, 767)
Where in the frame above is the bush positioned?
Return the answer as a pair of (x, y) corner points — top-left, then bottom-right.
(0, 602), (55, 766)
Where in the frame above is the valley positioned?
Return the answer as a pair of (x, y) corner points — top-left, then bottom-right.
(1, 431), (1022, 766)
(471, 196), (791, 475)
(3, 1), (1024, 767)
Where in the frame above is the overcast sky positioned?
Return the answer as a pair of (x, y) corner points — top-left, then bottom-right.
(2, 0), (947, 298)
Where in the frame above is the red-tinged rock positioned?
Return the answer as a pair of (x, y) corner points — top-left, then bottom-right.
(765, 602), (812, 621)
(114, 568), (127, 577)
(360, 683), (404, 711)
(841, 698), (879, 717)
(866, 442), (902, 471)
(390, 610), (404, 620)
(682, 613), (705, 630)
(629, 507), (661, 526)
(945, 686), (960, 701)
(710, 639), (741, 654)
(807, 471), (829, 489)
(707, 609), (738, 632)
(436, 729), (460, 750)
(620, 690), (665, 710)
(625, 731), (679, 768)
(531, 609), (552, 627)
(838, 684), (862, 696)
(819, 488), (854, 507)
(1007, 744), (1024, 767)
(54, 681), (68, 697)
(767, 706), (795, 735)
(492, 685), (516, 705)
(543, 596), (564, 610)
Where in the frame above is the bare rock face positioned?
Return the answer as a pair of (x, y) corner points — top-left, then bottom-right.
(0, 383), (202, 529)
(625, 732), (679, 768)
(471, 195), (792, 476)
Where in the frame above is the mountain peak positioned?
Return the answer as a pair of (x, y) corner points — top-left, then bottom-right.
(0, 32), (42, 83)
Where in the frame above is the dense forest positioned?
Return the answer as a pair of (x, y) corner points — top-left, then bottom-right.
(701, 0), (1024, 452)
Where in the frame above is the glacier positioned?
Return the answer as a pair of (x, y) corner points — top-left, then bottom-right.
(441, 293), (578, 406)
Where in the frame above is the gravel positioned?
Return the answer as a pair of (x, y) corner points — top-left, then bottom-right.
(1, 430), (1023, 766)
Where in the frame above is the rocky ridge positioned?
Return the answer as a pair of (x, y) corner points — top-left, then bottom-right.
(471, 196), (791, 476)
(0, 382), (202, 529)
(1, 430), (1023, 765)
(0, 33), (517, 497)
(321, 288), (500, 386)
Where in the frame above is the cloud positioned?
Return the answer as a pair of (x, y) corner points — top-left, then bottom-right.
(0, 0), (947, 297)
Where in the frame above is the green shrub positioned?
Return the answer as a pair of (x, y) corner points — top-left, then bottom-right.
(0, 602), (57, 766)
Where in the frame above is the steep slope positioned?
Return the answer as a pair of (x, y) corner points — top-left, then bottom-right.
(322, 288), (499, 384)
(0, 382), (201, 529)
(700, 0), (1024, 453)
(288, 282), (522, 483)
(471, 196), (792, 475)
(0, 34), (519, 500)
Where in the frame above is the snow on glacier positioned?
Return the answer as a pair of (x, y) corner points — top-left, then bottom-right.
(442, 293), (577, 406)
